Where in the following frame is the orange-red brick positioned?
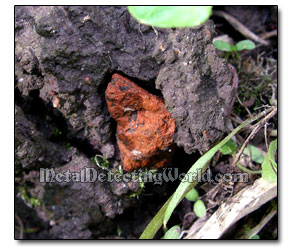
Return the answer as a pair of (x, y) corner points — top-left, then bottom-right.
(105, 74), (175, 172)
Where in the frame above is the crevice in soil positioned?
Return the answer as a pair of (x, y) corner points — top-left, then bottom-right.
(15, 87), (102, 160)
(15, 69), (163, 166)
(98, 70), (162, 98)
(116, 71), (162, 98)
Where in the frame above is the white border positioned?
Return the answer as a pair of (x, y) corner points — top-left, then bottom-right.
(2, 1), (287, 249)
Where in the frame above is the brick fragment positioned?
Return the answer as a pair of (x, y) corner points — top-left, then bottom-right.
(105, 74), (175, 172)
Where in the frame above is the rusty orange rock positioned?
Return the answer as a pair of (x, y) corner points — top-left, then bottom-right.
(105, 74), (175, 172)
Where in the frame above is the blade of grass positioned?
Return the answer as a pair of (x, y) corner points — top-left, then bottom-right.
(139, 194), (173, 239)
(139, 107), (275, 239)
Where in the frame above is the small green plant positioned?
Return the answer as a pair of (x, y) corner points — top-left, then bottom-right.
(129, 169), (159, 198)
(18, 188), (41, 207)
(243, 144), (264, 164)
(185, 188), (199, 202)
(193, 199), (207, 218)
(213, 39), (255, 60)
(52, 128), (62, 136)
(116, 226), (122, 237)
(129, 178), (145, 199)
(219, 138), (237, 155)
(65, 142), (73, 150)
(219, 139), (264, 175)
(185, 188), (206, 218)
(261, 139), (277, 183)
(219, 137), (277, 181)
(220, 140), (263, 162)
(128, 6), (212, 28)
(250, 235), (260, 239)
(162, 225), (181, 239)
(94, 154), (110, 170)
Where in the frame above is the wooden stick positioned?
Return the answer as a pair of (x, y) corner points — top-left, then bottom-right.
(185, 177), (277, 239)
(213, 10), (269, 45)
(259, 29), (277, 40)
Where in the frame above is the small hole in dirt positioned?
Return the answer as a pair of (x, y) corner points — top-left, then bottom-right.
(99, 70), (163, 98)
(118, 72), (162, 98)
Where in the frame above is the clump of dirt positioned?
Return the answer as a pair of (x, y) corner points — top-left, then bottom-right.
(154, 21), (235, 154)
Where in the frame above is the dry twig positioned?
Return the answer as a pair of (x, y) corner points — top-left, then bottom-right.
(213, 10), (269, 45)
(231, 106), (277, 170)
(259, 29), (277, 40)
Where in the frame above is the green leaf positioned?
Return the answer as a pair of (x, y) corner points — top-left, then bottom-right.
(262, 139), (277, 183)
(243, 144), (264, 164)
(128, 6), (212, 28)
(250, 235), (260, 239)
(235, 40), (256, 51)
(219, 138), (236, 155)
(185, 188), (199, 202)
(30, 197), (41, 207)
(95, 154), (109, 170)
(213, 40), (233, 52)
(193, 200), (206, 218)
(163, 225), (181, 239)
